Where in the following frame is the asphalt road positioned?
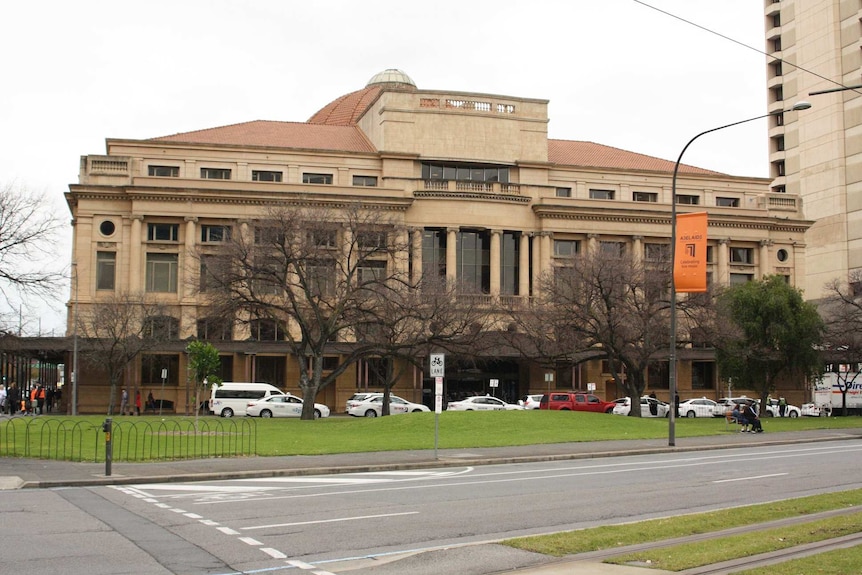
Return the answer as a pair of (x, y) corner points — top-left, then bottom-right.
(4, 437), (861, 575)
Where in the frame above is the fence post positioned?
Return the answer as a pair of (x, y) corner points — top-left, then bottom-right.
(101, 418), (112, 476)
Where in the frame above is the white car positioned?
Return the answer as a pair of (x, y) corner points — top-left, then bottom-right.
(245, 393), (330, 419)
(612, 396), (669, 417)
(677, 397), (719, 418)
(345, 392), (382, 413)
(801, 402), (831, 417)
(764, 399), (801, 418)
(518, 394), (543, 410)
(347, 394), (429, 417)
(446, 395), (524, 411)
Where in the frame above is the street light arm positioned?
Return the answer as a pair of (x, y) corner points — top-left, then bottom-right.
(667, 101), (810, 447)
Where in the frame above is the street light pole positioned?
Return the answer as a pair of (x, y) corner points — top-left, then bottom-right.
(668, 101), (811, 447)
(71, 261), (79, 416)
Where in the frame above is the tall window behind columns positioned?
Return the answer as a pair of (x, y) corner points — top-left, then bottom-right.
(500, 231), (520, 296)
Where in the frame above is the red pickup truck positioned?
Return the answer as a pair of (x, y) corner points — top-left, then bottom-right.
(539, 392), (616, 413)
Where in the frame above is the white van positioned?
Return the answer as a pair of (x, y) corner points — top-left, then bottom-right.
(209, 382), (285, 417)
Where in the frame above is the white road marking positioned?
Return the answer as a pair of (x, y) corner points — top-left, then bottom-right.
(713, 473), (789, 483)
(217, 526), (240, 535)
(261, 547), (287, 559)
(242, 511), (420, 531)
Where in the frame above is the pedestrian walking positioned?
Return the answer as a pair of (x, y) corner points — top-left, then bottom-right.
(135, 389), (142, 416)
(119, 388), (129, 415)
(778, 396), (787, 417)
(146, 391), (155, 413)
(0, 384), (6, 415)
(36, 385), (46, 415)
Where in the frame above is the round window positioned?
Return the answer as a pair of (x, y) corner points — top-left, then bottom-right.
(99, 220), (116, 237)
(776, 248), (788, 262)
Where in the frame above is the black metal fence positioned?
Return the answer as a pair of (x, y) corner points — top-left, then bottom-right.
(0, 416), (256, 462)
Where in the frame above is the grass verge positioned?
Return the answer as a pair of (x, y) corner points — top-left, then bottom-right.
(502, 489), (862, 571)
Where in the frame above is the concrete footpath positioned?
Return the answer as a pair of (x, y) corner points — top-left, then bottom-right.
(1, 428), (860, 575)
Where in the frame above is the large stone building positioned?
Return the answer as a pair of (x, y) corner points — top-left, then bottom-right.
(65, 69), (812, 413)
(763, 0), (861, 297)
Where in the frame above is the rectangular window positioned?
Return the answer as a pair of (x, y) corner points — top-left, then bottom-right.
(96, 252), (116, 290)
(730, 247), (754, 265)
(553, 239), (579, 258)
(706, 245), (714, 264)
(302, 172), (333, 185)
(146, 253), (179, 292)
(201, 225), (231, 243)
(357, 261), (386, 283)
(352, 175), (378, 187)
(716, 197), (740, 207)
(200, 255), (229, 293)
(254, 225), (286, 246)
(773, 37), (782, 52)
(200, 167), (232, 180)
(307, 260), (336, 296)
(676, 194), (700, 205)
(148, 165), (179, 177)
(644, 243), (669, 262)
(589, 188), (614, 200)
(147, 223), (179, 242)
(730, 273), (754, 285)
(555, 187), (572, 198)
(309, 230), (337, 248)
(252, 170), (283, 182)
(600, 241), (625, 257)
(633, 191), (657, 202)
(357, 231), (386, 249)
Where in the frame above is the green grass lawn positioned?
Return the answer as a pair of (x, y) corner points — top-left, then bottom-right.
(2, 410), (861, 461)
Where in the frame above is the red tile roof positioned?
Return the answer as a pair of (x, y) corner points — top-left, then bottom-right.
(549, 139), (721, 175)
(307, 86), (383, 126)
(150, 121), (376, 153)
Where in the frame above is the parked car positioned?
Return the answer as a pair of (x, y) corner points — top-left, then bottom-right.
(447, 395), (524, 411)
(712, 396), (759, 418)
(764, 398), (801, 418)
(518, 394), (544, 410)
(345, 392), (383, 413)
(612, 396), (669, 417)
(246, 393), (330, 419)
(801, 402), (831, 417)
(347, 394), (430, 417)
(539, 392), (616, 413)
(677, 397), (718, 418)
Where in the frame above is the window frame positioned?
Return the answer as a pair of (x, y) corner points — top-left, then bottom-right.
(96, 251), (116, 290)
(200, 167), (232, 180)
(302, 172), (333, 185)
(147, 223), (179, 242)
(589, 188), (615, 200)
(352, 175), (378, 187)
(148, 165), (179, 177)
(251, 170), (283, 182)
(146, 252), (179, 293)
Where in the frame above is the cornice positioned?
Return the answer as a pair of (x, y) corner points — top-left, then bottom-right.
(413, 190), (531, 204)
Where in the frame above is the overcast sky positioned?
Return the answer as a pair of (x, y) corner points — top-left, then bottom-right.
(0, 0), (776, 335)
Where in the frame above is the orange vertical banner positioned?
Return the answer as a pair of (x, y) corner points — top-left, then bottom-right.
(674, 212), (708, 293)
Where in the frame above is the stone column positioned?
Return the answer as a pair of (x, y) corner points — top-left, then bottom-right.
(540, 232), (553, 277)
(490, 229), (502, 297)
(411, 228), (423, 286)
(531, 233), (542, 295)
(632, 235), (644, 266)
(183, 217), (197, 300)
(519, 232), (530, 297)
(446, 227), (458, 284)
(717, 238), (729, 287)
(759, 240), (772, 279)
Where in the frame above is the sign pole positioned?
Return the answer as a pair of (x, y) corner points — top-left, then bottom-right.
(430, 354), (445, 460)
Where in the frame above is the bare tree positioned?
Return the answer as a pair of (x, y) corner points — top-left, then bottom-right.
(354, 274), (493, 415)
(0, 182), (65, 330)
(77, 291), (170, 415)
(819, 270), (862, 414)
(523, 246), (675, 416)
(201, 203), (417, 419)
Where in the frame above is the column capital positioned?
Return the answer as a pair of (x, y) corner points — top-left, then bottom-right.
(184, 216), (198, 223)
(632, 235), (644, 241)
(718, 238), (730, 245)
